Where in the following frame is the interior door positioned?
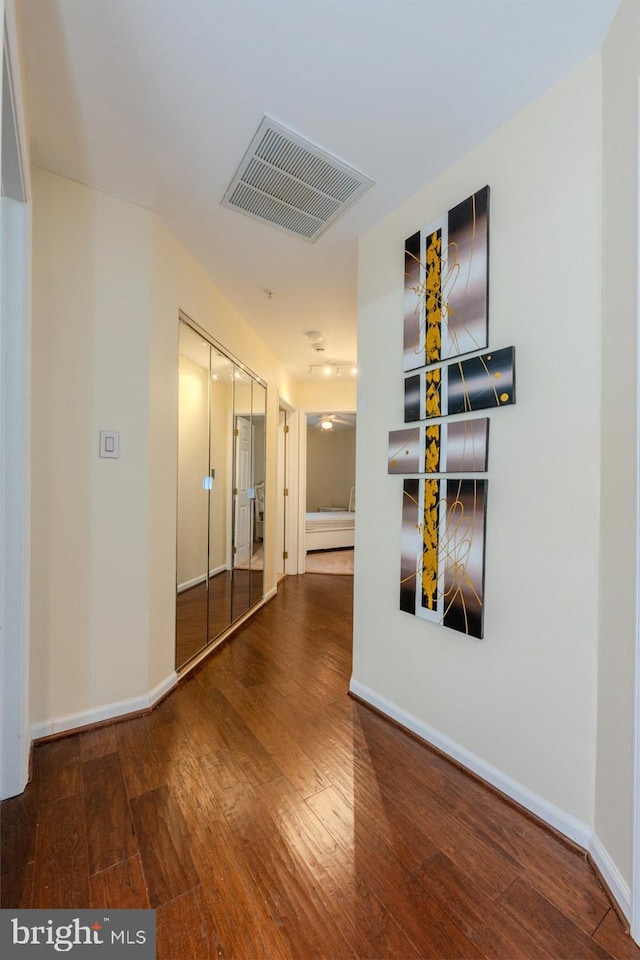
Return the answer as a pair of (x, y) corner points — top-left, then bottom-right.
(234, 415), (252, 565)
(208, 351), (234, 642)
(176, 323), (211, 667)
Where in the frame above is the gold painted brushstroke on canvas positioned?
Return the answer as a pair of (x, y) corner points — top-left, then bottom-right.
(425, 425), (440, 473)
(425, 368), (441, 418)
(425, 230), (442, 363)
(404, 189), (488, 369)
(421, 479), (439, 610)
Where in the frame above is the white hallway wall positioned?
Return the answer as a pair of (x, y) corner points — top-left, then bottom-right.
(354, 52), (603, 853)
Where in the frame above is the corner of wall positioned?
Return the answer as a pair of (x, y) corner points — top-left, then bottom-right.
(595, 0), (640, 899)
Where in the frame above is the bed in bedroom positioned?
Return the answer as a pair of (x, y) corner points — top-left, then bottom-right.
(305, 488), (356, 552)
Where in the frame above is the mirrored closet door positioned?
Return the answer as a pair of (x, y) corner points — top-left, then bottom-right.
(176, 319), (267, 669)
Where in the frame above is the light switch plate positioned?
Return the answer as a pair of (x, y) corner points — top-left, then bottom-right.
(99, 430), (119, 459)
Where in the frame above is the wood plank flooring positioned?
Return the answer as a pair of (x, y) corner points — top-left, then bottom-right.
(2, 573), (640, 958)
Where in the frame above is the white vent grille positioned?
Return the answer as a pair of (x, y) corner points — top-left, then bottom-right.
(222, 116), (374, 242)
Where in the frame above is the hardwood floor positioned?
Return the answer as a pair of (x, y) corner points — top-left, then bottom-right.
(2, 573), (640, 958)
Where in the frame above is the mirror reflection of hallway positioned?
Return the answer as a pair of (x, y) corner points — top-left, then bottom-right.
(305, 412), (356, 575)
(231, 374), (266, 622)
(176, 319), (267, 669)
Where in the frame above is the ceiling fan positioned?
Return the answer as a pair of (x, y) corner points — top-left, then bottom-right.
(316, 414), (353, 431)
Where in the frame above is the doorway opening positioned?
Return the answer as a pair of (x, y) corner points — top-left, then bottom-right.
(302, 411), (356, 576)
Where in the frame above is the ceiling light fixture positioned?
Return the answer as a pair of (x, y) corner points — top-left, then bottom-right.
(320, 420), (333, 430)
(306, 361), (358, 377)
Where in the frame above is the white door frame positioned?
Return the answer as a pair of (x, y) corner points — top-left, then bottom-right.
(633, 76), (640, 944)
(276, 394), (297, 576)
(297, 411), (309, 574)
(0, 0), (32, 800)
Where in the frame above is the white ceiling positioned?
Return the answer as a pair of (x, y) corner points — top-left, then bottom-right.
(17, 0), (618, 381)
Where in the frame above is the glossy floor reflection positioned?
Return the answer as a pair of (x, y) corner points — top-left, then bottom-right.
(176, 567), (263, 669)
(2, 575), (638, 959)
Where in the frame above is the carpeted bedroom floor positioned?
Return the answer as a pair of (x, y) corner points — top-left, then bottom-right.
(305, 547), (354, 575)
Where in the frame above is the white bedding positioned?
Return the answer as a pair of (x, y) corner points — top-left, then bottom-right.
(305, 511), (356, 551)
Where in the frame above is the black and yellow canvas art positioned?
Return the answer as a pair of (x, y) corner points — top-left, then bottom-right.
(388, 418), (489, 474)
(397, 184), (516, 639)
(400, 478), (487, 639)
(404, 187), (489, 372)
(404, 346), (515, 422)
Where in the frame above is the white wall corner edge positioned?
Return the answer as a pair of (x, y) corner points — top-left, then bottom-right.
(30, 671), (178, 741)
(348, 678), (593, 848)
(589, 831), (632, 923)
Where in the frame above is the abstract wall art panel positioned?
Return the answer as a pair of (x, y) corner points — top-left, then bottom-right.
(396, 184), (515, 639)
(388, 428), (422, 474)
(404, 346), (515, 422)
(388, 418), (489, 474)
(403, 186), (489, 372)
(400, 477), (488, 638)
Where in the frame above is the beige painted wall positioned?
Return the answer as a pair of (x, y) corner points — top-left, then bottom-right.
(30, 166), (297, 726)
(297, 379), (356, 412)
(306, 427), (356, 511)
(354, 57), (602, 828)
(595, 0), (640, 888)
(31, 167), (151, 721)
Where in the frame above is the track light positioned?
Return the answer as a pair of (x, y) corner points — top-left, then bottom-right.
(306, 361), (358, 377)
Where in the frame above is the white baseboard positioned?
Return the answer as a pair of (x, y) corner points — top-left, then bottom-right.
(589, 831), (631, 922)
(349, 679), (635, 927)
(264, 585), (278, 602)
(31, 670), (178, 741)
(349, 679), (592, 848)
(177, 565), (227, 593)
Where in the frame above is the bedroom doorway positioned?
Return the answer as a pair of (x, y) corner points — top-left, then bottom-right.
(303, 411), (356, 575)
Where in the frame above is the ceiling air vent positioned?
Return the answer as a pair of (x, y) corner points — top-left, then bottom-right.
(222, 116), (374, 242)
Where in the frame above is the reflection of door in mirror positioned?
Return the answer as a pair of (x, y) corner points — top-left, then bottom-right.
(231, 371), (254, 623)
(249, 381), (266, 606)
(234, 416), (252, 566)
